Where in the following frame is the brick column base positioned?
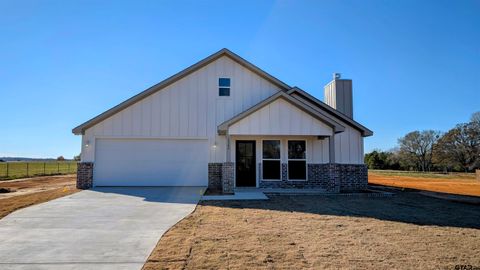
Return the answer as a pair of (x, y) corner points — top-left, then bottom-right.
(208, 163), (223, 190)
(77, 162), (94, 189)
(207, 162), (234, 194)
(222, 162), (234, 194)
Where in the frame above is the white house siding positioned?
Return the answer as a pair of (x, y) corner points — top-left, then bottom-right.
(334, 126), (364, 164)
(81, 56), (282, 162)
(228, 98), (333, 136)
(290, 93), (365, 164)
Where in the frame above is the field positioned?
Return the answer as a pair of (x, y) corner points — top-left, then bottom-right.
(369, 170), (480, 197)
(0, 174), (78, 219)
(144, 192), (480, 269)
(0, 162), (77, 180)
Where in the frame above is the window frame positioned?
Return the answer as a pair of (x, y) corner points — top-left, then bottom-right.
(287, 140), (307, 181)
(218, 77), (231, 97)
(261, 139), (282, 181)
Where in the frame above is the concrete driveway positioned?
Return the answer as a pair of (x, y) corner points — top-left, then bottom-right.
(0, 187), (204, 270)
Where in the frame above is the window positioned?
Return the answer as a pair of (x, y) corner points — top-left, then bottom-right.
(288, 140), (306, 180)
(219, 78), (230, 96)
(262, 140), (281, 180)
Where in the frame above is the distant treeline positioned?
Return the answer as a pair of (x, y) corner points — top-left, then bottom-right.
(365, 112), (480, 172)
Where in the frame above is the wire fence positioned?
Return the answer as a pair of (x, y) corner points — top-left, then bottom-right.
(0, 162), (78, 180)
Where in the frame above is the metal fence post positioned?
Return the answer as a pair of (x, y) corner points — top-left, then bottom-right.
(26, 163), (29, 177)
(57, 163), (60, 174)
(6, 163), (8, 177)
(44, 163), (46, 175)
(68, 163), (70, 173)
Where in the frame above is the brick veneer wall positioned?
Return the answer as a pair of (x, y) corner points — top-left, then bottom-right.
(222, 162), (234, 194)
(259, 163), (367, 193)
(208, 162), (235, 194)
(77, 162), (94, 189)
(208, 163), (223, 190)
(335, 164), (368, 192)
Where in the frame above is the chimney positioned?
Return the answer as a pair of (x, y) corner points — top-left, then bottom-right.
(324, 73), (353, 118)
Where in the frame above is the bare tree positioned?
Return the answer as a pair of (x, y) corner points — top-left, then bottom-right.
(398, 130), (441, 172)
(471, 111), (480, 125)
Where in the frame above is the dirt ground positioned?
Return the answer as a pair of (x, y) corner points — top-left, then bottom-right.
(0, 175), (78, 219)
(369, 171), (480, 197)
(144, 191), (480, 270)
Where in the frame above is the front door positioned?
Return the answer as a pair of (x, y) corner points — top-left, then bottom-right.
(236, 141), (256, 187)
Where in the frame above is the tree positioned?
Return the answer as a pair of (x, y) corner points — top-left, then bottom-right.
(57, 156), (65, 161)
(398, 130), (441, 172)
(471, 111), (480, 125)
(365, 150), (384, 169)
(73, 155), (81, 161)
(364, 150), (402, 170)
(435, 122), (480, 172)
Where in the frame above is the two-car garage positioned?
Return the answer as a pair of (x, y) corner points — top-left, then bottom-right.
(93, 139), (208, 187)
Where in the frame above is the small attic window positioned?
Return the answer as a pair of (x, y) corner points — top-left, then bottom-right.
(219, 78), (230, 96)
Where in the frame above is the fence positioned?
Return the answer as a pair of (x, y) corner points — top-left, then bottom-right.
(0, 162), (78, 180)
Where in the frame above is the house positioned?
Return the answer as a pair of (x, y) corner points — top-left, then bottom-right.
(72, 48), (372, 193)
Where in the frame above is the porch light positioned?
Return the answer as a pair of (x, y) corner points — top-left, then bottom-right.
(85, 140), (90, 148)
(212, 142), (217, 149)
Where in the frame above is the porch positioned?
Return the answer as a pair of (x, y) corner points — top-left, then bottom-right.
(209, 92), (367, 194)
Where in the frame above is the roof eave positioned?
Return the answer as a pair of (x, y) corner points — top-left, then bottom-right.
(288, 87), (374, 137)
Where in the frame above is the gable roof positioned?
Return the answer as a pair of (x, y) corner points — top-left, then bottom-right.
(287, 87), (373, 137)
(72, 48), (291, 135)
(218, 91), (345, 135)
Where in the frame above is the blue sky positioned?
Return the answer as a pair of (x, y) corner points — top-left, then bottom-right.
(1, 0), (479, 158)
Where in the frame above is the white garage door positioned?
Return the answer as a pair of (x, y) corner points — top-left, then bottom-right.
(94, 139), (208, 186)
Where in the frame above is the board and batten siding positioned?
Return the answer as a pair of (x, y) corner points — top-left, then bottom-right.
(334, 126), (364, 164)
(229, 98), (333, 136)
(290, 92), (364, 164)
(81, 56), (282, 162)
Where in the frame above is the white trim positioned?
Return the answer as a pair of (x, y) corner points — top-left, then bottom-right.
(94, 136), (209, 140)
(261, 139), (282, 181)
(218, 77), (231, 97)
(287, 140), (308, 181)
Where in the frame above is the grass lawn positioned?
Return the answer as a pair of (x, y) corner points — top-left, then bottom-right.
(0, 175), (78, 219)
(369, 170), (480, 197)
(144, 192), (480, 270)
(0, 162), (78, 180)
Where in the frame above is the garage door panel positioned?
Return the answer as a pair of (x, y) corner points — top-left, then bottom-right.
(94, 139), (208, 186)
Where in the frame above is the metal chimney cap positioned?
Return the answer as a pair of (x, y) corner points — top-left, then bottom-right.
(333, 73), (341, 80)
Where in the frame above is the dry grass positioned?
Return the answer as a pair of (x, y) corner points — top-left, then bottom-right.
(144, 193), (480, 270)
(369, 171), (480, 197)
(0, 175), (78, 219)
